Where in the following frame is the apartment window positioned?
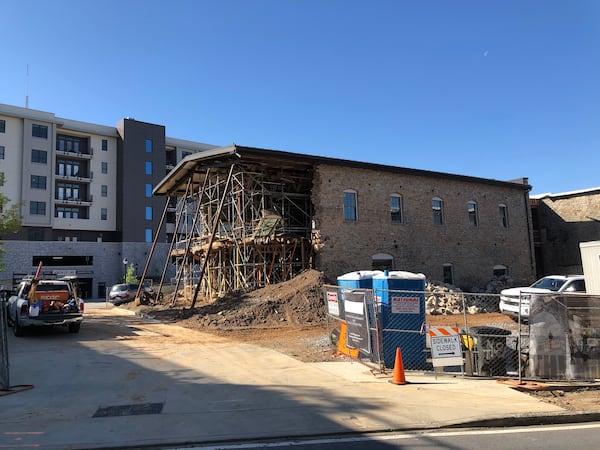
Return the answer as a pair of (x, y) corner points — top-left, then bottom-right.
(145, 161), (152, 175)
(57, 182), (80, 200)
(57, 135), (84, 153)
(145, 183), (152, 197)
(372, 253), (394, 271)
(56, 206), (79, 219)
(432, 197), (444, 225)
(390, 194), (403, 223)
(0, 146), (4, 159)
(57, 159), (80, 177)
(443, 263), (454, 285)
(146, 139), (153, 153)
(101, 162), (108, 174)
(343, 190), (357, 221)
(499, 204), (509, 228)
(32, 149), (47, 164)
(145, 228), (152, 243)
(467, 201), (478, 226)
(145, 206), (152, 220)
(30, 201), (46, 215)
(0, 119), (5, 133)
(102, 139), (108, 151)
(101, 208), (107, 221)
(101, 185), (108, 197)
(30, 175), (46, 190)
(32, 124), (48, 139)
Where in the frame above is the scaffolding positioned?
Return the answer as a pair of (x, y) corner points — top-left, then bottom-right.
(150, 150), (315, 302)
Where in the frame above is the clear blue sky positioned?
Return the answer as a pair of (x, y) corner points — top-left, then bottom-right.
(2, 1), (599, 195)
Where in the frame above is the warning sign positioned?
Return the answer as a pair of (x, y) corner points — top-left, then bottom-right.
(391, 296), (420, 314)
(326, 291), (340, 316)
(429, 326), (463, 367)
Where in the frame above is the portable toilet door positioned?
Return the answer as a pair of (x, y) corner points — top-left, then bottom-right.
(372, 271), (427, 370)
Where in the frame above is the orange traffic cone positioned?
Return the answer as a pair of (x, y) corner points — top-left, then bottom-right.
(390, 347), (407, 385)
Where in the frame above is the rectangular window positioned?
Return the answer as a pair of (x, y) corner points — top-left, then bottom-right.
(145, 206), (152, 220)
(146, 139), (153, 153)
(390, 195), (403, 223)
(343, 191), (357, 221)
(32, 124), (48, 139)
(432, 198), (444, 225)
(145, 228), (152, 243)
(101, 208), (107, 220)
(30, 201), (46, 215)
(145, 183), (152, 197)
(101, 162), (108, 174)
(0, 119), (5, 133)
(102, 139), (108, 151)
(101, 185), (108, 197)
(443, 264), (454, 285)
(30, 175), (47, 190)
(145, 161), (152, 175)
(0, 146), (4, 159)
(499, 205), (509, 228)
(32, 149), (48, 164)
(467, 201), (478, 226)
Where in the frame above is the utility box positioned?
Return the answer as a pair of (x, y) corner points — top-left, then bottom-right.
(580, 241), (600, 295)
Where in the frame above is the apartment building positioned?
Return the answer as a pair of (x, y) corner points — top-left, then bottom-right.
(0, 104), (215, 298)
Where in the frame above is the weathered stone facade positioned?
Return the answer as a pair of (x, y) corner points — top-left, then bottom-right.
(532, 188), (600, 276)
(313, 164), (535, 290)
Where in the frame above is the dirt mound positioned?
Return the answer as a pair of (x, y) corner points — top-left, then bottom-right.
(131, 269), (328, 330)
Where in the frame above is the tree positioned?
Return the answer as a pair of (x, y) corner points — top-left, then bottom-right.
(125, 264), (139, 284)
(0, 173), (21, 271)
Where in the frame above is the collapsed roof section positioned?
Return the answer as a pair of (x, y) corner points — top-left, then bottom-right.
(152, 145), (316, 300)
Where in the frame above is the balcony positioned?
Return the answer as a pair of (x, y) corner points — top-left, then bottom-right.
(55, 170), (93, 183)
(56, 148), (94, 160)
(55, 195), (93, 206)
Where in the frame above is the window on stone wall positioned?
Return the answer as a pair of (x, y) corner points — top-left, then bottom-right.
(432, 197), (444, 225)
(499, 204), (509, 228)
(443, 263), (454, 285)
(467, 201), (478, 226)
(390, 194), (403, 223)
(372, 253), (394, 271)
(493, 265), (508, 277)
(343, 190), (357, 221)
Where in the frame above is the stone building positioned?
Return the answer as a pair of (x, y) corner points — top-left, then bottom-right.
(153, 145), (535, 295)
(531, 187), (600, 277)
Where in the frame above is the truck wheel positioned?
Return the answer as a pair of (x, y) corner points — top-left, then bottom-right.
(68, 323), (81, 333)
(13, 318), (24, 337)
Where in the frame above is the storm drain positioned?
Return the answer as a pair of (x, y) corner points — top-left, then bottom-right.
(93, 402), (164, 418)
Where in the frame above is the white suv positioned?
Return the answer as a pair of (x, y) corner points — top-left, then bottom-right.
(499, 275), (586, 320)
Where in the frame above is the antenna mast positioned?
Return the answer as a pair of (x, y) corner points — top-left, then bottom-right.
(25, 64), (29, 108)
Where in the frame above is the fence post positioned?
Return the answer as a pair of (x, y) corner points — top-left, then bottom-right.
(0, 292), (9, 390)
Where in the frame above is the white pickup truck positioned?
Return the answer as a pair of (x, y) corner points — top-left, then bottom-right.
(499, 274), (586, 320)
(6, 277), (84, 336)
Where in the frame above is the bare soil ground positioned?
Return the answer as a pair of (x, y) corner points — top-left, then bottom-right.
(121, 269), (600, 412)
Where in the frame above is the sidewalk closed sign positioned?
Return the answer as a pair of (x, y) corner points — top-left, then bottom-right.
(429, 326), (463, 367)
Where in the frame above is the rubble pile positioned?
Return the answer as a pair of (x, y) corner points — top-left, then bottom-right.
(425, 277), (511, 315)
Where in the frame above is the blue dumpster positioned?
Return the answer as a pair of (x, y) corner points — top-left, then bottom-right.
(372, 271), (426, 369)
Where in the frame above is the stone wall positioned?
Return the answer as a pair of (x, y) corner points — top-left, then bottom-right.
(536, 190), (600, 275)
(312, 164), (535, 290)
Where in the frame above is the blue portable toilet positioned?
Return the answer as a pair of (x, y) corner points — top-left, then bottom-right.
(372, 271), (427, 369)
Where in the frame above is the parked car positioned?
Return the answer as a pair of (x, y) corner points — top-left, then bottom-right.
(108, 283), (138, 305)
(7, 277), (84, 336)
(499, 275), (586, 320)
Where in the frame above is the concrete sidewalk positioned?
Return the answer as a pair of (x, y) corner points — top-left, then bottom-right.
(0, 303), (593, 449)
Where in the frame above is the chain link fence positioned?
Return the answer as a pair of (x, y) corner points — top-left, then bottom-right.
(324, 284), (600, 382)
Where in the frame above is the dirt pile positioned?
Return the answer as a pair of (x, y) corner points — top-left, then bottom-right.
(131, 269), (328, 330)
